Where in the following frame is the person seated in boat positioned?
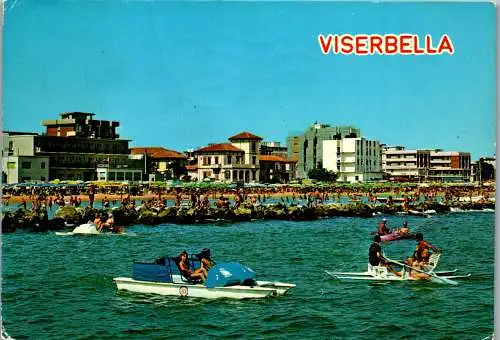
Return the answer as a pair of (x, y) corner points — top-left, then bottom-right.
(178, 251), (207, 282)
(196, 248), (215, 272)
(397, 221), (410, 235)
(99, 213), (115, 232)
(369, 235), (401, 277)
(92, 213), (102, 231)
(377, 218), (390, 236)
(408, 233), (440, 268)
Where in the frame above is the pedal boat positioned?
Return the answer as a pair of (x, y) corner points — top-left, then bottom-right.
(114, 257), (295, 299)
(55, 223), (126, 236)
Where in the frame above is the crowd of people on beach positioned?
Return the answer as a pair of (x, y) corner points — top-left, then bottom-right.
(2, 182), (495, 215)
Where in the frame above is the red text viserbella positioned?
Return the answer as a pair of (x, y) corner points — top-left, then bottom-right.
(318, 34), (454, 55)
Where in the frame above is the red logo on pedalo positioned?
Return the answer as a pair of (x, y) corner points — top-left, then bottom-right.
(318, 34), (454, 55)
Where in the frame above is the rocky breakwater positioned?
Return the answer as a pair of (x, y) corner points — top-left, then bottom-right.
(1, 198), (495, 233)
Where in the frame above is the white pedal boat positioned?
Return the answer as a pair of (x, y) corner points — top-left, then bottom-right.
(114, 256), (295, 299)
(56, 223), (127, 236)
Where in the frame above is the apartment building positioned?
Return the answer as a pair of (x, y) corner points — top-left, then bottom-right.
(323, 137), (383, 183)
(382, 146), (431, 181)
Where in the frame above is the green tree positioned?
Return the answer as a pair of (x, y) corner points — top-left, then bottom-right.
(307, 167), (337, 182)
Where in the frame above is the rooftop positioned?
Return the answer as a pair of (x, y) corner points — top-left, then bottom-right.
(228, 131), (263, 141)
(260, 155), (296, 163)
(195, 143), (244, 153)
(130, 147), (187, 159)
(3, 131), (39, 136)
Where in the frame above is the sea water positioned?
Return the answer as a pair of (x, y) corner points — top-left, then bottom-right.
(2, 212), (494, 339)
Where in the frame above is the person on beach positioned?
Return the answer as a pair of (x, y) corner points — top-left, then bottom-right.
(103, 196), (110, 208)
(88, 185), (95, 208)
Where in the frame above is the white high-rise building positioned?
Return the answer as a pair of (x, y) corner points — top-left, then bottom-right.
(323, 137), (383, 183)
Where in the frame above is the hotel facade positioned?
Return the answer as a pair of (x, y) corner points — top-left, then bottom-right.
(322, 137), (383, 183)
(6, 112), (143, 182)
(381, 146), (471, 182)
(290, 123), (362, 179)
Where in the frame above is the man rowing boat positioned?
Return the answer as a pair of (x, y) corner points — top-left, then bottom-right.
(368, 235), (400, 277)
(407, 233), (440, 268)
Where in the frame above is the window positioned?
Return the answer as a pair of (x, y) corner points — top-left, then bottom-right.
(227, 155), (232, 164)
(252, 156), (256, 165)
(214, 156), (219, 165)
(355, 175), (359, 181)
(117, 172), (124, 180)
(133, 172), (141, 181)
(41, 162), (46, 169)
(22, 161), (32, 169)
(251, 142), (256, 152)
(7, 162), (16, 169)
(125, 172), (133, 181)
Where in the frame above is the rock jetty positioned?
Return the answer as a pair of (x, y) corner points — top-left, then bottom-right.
(1, 199), (495, 233)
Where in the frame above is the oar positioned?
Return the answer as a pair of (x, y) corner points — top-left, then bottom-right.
(385, 257), (458, 285)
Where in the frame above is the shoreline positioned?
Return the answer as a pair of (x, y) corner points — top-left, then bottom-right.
(2, 191), (495, 205)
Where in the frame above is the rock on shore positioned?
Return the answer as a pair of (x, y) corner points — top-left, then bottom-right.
(1, 199), (494, 233)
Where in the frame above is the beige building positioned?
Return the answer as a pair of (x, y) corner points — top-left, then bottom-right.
(3, 155), (50, 184)
(130, 147), (187, 180)
(382, 146), (431, 181)
(193, 132), (262, 183)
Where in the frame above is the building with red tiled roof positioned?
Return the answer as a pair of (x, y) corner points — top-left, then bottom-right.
(228, 132), (263, 141)
(193, 132), (263, 183)
(195, 143), (243, 153)
(260, 155), (297, 183)
(130, 147), (187, 159)
(130, 147), (187, 180)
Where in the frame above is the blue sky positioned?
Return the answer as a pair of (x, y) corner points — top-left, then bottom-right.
(3, 1), (496, 159)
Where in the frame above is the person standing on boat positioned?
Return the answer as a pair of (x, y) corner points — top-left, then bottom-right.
(369, 235), (401, 276)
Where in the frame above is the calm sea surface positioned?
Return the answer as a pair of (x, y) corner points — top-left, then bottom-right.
(2, 212), (494, 339)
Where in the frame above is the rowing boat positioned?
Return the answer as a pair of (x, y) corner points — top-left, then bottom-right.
(326, 252), (470, 285)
